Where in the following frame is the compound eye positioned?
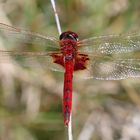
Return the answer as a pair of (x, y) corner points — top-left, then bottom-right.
(59, 32), (65, 40)
(73, 34), (78, 41)
(67, 34), (75, 40)
(59, 31), (79, 41)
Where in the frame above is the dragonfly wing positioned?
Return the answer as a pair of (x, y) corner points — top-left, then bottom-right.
(0, 50), (64, 72)
(0, 23), (64, 72)
(0, 51), (65, 72)
(0, 23), (59, 51)
(78, 33), (140, 80)
(79, 33), (140, 54)
(87, 56), (140, 80)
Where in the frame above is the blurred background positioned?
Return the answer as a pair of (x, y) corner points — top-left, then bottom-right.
(0, 0), (140, 140)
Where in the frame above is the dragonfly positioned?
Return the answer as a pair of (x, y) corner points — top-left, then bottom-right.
(0, 23), (140, 126)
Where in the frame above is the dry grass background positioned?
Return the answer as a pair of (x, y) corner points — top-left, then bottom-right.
(0, 0), (140, 140)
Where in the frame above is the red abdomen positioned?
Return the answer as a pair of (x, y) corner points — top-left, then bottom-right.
(63, 60), (74, 125)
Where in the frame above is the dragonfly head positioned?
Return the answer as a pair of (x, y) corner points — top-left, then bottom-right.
(59, 31), (78, 41)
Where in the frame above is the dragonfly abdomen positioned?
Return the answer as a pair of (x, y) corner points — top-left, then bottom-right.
(63, 59), (74, 125)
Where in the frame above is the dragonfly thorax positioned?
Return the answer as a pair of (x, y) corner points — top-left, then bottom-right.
(60, 39), (77, 60)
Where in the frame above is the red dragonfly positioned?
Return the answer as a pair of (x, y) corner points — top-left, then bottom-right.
(0, 23), (140, 125)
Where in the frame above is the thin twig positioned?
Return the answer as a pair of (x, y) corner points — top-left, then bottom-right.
(50, 0), (62, 35)
(68, 114), (73, 140)
(50, 0), (73, 140)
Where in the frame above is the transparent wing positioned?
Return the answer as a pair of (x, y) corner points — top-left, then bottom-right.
(0, 23), (59, 51)
(79, 33), (140, 54)
(78, 33), (140, 80)
(0, 50), (64, 72)
(87, 55), (140, 80)
(0, 23), (64, 72)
